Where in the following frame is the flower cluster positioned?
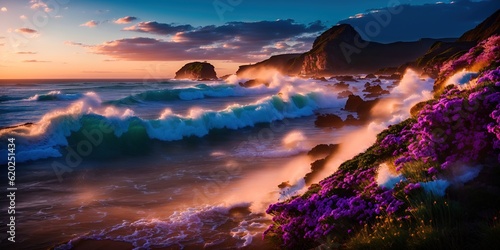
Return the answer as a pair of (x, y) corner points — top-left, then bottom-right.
(264, 167), (404, 248)
(393, 69), (500, 175)
(440, 35), (500, 78)
(477, 68), (500, 86)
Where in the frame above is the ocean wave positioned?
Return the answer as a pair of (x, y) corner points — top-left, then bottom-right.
(0, 95), (24, 103)
(26, 91), (84, 101)
(0, 88), (344, 163)
(106, 83), (276, 105)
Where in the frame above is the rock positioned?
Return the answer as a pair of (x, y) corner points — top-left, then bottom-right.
(372, 79), (381, 83)
(239, 79), (269, 88)
(364, 73), (377, 79)
(363, 85), (390, 98)
(312, 76), (328, 82)
(344, 95), (365, 112)
(175, 62), (217, 80)
(314, 114), (344, 128)
(344, 114), (364, 126)
(304, 158), (327, 185)
(307, 144), (339, 158)
(379, 73), (402, 80)
(220, 74), (232, 80)
(338, 90), (353, 99)
(278, 181), (292, 189)
(333, 81), (349, 90)
(335, 75), (357, 82)
(344, 95), (379, 121)
(364, 82), (371, 88)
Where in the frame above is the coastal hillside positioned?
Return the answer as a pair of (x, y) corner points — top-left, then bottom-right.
(264, 11), (500, 249)
(415, 9), (500, 79)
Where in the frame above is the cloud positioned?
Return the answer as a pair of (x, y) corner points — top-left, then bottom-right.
(1, 7), (7, 12)
(338, 0), (500, 42)
(15, 28), (38, 34)
(23, 60), (50, 63)
(0, 43), (4, 46)
(84, 19), (325, 62)
(64, 41), (91, 48)
(124, 21), (193, 35)
(17, 51), (37, 54)
(20, 15), (27, 20)
(114, 16), (138, 24)
(80, 20), (99, 28)
(30, 0), (52, 12)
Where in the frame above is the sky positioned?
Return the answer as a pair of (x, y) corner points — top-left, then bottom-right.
(0, 0), (498, 79)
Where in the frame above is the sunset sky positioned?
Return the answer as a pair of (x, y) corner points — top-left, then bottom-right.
(0, 0), (498, 79)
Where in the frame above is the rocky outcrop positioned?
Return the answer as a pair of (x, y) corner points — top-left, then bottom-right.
(175, 62), (217, 80)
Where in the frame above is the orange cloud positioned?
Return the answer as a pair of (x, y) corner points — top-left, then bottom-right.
(80, 20), (99, 28)
(114, 16), (138, 24)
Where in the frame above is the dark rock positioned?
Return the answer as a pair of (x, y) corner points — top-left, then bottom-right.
(314, 114), (344, 128)
(363, 84), (383, 93)
(304, 158), (327, 185)
(305, 144), (340, 185)
(307, 144), (339, 158)
(333, 81), (349, 90)
(278, 181), (292, 189)
(364, 82), (371, 88)
(337, 90), (353, 99)
(344, 95), (379, 121)
(335, 75), (357, 82)
(312, 76), (328, 82)
(344, 95), (365, 112)
(344, 114), (364, 126)
(372, 79), (381, 83)
(175, 62), (217, 80)
(364, 73), (377, 79)
(239, 79), (269, 88)
(363, 85), (390, 98)
(379, 73), (402, 80)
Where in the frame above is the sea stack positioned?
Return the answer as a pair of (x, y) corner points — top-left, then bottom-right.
(175, 61), (218, 80)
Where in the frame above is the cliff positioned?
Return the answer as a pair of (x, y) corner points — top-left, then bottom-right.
(237, 24), (451, 76)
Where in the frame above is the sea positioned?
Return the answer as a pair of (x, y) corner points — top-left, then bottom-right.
(0, 72), (433, 249)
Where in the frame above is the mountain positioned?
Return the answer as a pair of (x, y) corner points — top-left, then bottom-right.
(237, 24), (452, 76)
(175, 61), (217, 80)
